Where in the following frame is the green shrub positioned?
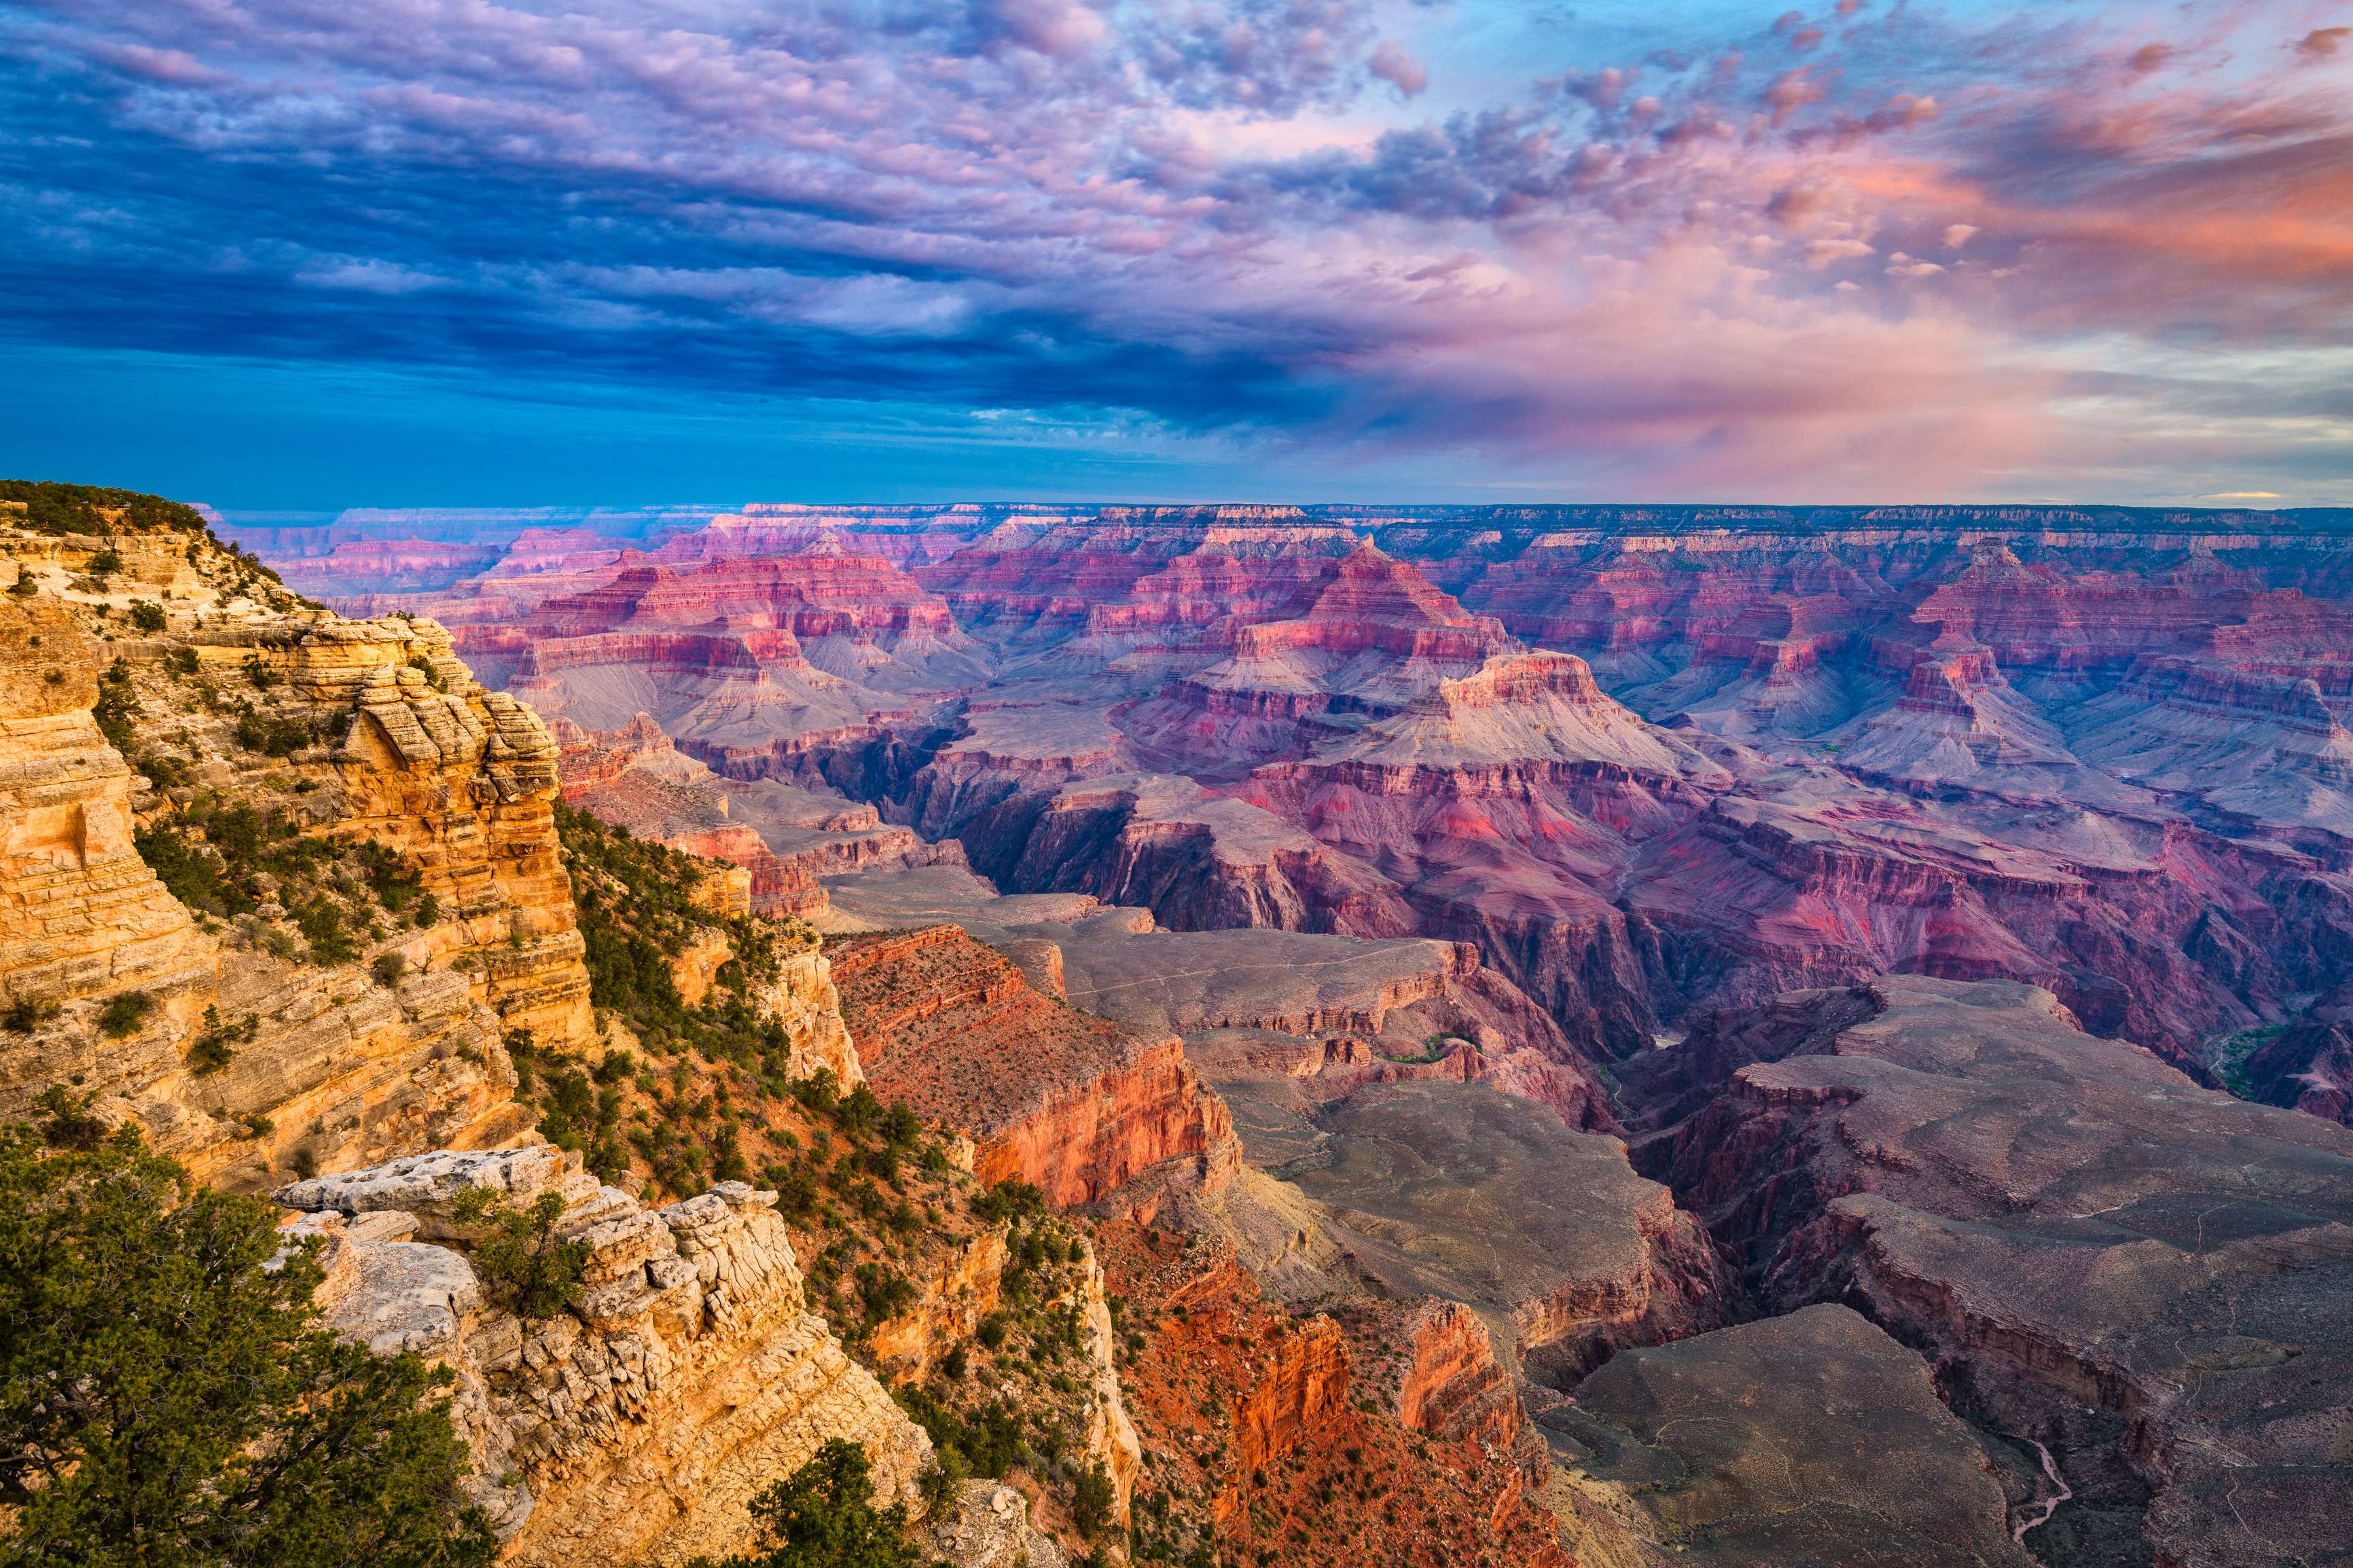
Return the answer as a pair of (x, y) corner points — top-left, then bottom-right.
(92, 659), (142, 751)
(129, 600), (166, 632)
(358, 843), (426, 915)
(98, 990), (156, 1038)
(293, 897), (359, 966)
(715, 1438), (924, 1568)
(370, 952), (409, 987)
(35, 1085), (107, 1150)
(971, 1181), (1045, 1224)
(452, 1188), (589, 1321)
(232, 707), (317, 756)
(0, 1121), (495, 1565)
(132, 750), (194, 788)
(1073, 1461), (1117, 1539)
(0, 479), (209, 536)
(2, 996), (60, 1034)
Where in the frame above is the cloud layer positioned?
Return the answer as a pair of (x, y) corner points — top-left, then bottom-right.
(4, 0), (2351, 500)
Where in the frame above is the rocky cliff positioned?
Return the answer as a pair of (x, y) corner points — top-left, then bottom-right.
(0, 517), (595, 1188)
(1633, 977), (2353, 1567)
(279, 1146), (933, 1567)
(825, 924), (1238, 1210)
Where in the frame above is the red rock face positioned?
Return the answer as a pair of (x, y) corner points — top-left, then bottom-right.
(1393, 1301), (1525, 1453)
(825, 925), (1238, 1208)
(1232, 1315), (1352, 1475)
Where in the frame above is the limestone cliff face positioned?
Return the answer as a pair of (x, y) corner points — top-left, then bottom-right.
(281, 1146), (933, 1568)
(240, 611), (594, 1051)
(1069, 1239), (1145, 1525)
(0, 523), (589, 1189)
(0, 597), (210, 1004)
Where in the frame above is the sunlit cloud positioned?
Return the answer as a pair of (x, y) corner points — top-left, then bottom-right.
(1, 0), (2348, 501)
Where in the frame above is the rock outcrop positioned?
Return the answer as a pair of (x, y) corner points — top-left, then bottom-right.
(0, 595), (210, 1004)
(1545, 1305), (2036, 1568)
(825, 924), (1237, 1209)
(1, 519), (594, 1188)
(281, 1146), (933, 1568)
(928, 1482), (1068, 1568)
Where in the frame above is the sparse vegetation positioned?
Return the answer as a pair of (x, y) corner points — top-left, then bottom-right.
(452, 1186), (590, 1321)
(0, 479), (209, 536)
(97, 989), (156, 1038)
(136, 795), (437, 964)
(710, 1438), (924, 1568)
(2, 997), (60, 1035)
(189, 1005), (259, 1074)
(0, 1121), (496, 1565)
(92, 658), (141, 750)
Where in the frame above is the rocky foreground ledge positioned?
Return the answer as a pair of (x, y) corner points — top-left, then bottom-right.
(278, 1144), (932, 1567)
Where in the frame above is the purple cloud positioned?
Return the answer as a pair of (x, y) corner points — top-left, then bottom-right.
(0, 0), (2348, 500)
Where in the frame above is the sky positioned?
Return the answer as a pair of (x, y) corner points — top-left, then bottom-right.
(1, 0), (2349, 510)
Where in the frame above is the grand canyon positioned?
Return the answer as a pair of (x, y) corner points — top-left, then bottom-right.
(13, 0), (2352, 1561)
(1, 492), (2307, 1567)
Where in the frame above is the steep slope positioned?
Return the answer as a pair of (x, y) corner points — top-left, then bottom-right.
(824, 924), (1238, 1210)
(280, 1147), (933, 1567)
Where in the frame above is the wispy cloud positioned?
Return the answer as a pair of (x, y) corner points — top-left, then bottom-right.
(1, 0), (2349, 499)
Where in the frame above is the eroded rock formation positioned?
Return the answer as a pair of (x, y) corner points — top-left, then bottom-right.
(279, 1146), (933, 1567)
(0, 520), (594, 1188)
(825, 923), (1237, 1209)
(1634, 977), (2353, 1568)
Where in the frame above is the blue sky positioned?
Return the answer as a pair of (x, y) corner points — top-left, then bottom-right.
(2, 0), (2348, 510)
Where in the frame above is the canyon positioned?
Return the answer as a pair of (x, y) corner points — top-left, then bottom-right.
(7, 489), (2352, 1568)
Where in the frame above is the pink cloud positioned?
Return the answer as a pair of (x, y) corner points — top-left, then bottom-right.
(17, 0), (2353, 498)
(1369, 40), (1427, 97)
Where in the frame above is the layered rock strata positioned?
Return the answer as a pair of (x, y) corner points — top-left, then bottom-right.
(281, 1146), (933, 1568)
(1, 523), (593, 1188)
(825, 924), (1238, 1209)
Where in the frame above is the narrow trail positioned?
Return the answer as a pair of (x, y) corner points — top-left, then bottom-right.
(2013, 1438), (2073, 1548)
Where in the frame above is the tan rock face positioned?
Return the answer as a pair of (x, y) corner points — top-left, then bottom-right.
(0, 597), (210, 1004)
(753, 947), (863, 1086)
(0, 524), (589, 1189)
(283, 1150), (934, 1568)
(276, 616), (594, 1051)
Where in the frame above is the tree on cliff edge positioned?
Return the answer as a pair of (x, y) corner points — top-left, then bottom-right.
(0, 1122), (495, 1568)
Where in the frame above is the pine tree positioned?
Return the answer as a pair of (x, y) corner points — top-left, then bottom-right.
(0, 1123), (496, 1567)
